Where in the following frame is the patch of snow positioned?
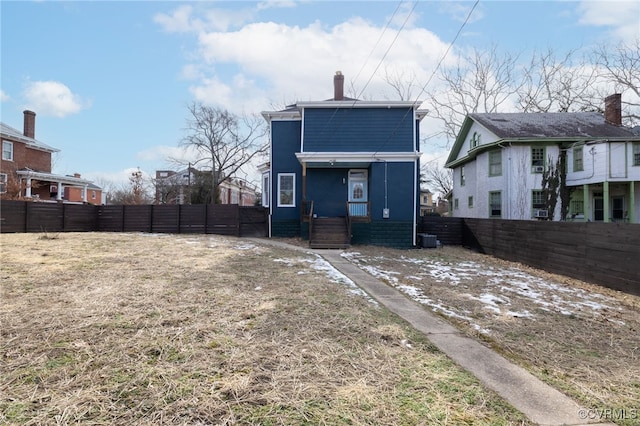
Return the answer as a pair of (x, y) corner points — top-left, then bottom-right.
(235, 243), (257, 250)
(273, 256), (377, 305)
(360, 265), (399, 284)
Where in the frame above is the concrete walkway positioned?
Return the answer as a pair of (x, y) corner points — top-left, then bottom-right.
(251, 239), (615, 426)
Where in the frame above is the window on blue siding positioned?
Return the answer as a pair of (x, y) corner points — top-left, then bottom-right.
(454, 198), (459, 210)
(460, 166), (465, 186)
(489, 150), (502, 176)
(277, 173), (295, 207)
(468, 196), (473, 208)
(633, 142), (640, 166)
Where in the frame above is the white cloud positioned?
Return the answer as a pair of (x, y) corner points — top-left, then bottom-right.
(0, 90), (9, 102)
(438, 2), (485, 24)
(578, 1), (640, 41)
(180, 16), (453, 112)
(154, 4), (257, 33)
(136, 144), (200, 165)
(23, 81), (90, 118)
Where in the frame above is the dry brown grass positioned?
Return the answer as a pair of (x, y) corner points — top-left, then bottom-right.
(343, 245), (640, 426)
(0, 233), (530, 425)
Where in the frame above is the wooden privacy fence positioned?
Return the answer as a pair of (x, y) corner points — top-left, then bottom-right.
(0, 201), (267, 237)
(419, 216), (639, 295)
(462, 219), (640, 296)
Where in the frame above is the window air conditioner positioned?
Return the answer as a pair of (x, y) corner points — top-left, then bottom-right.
(533, 166), (545, 173)
(534, 210), (548, 218)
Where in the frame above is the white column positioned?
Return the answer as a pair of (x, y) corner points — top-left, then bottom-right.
(25, 178), (32, 198)
(83, 185), (88, 202)
(57, 182), (64, 201)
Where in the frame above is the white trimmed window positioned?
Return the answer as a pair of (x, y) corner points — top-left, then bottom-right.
(2, 141), (13, 161)
(489, 150), (502, 176)
(489, 191), (502, 218)
(573, 147), (584, 172)
(0, 173), (7, 193)
(633, 142), (640, 166)
(277, 173), (295, 207)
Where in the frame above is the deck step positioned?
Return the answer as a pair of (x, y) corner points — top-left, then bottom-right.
(310, 217), (350, 249)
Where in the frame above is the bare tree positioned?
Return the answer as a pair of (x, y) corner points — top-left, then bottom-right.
(519, 48), (600, 113)
(592, 38), (640, 126)
(421, 161), (453, 196)
(181, 103), (268, 204)
(513, 153), (530, 219)
(108, 168), (153, 205)
(383, 66), (420, 101)
(423, 45), (523, 142)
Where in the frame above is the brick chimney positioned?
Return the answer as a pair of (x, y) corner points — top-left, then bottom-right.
(333, 71), (344, 101)
(604, 94), (622, 126)
(23, 110), (36, 138)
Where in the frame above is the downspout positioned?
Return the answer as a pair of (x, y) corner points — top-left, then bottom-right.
(413, 158), (417, 246)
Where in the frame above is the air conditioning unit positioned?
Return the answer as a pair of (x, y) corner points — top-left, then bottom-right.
(534, 210), (548, 218)
(533, 166), (545, 173)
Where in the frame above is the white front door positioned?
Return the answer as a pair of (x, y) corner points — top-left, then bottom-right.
(348, 169), (368, 216)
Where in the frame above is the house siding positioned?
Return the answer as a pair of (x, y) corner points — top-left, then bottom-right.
(306, 168), (349, 217)
(302, 107), (415, 152)
(369, 161), (415, 221)
(451, 144), (562, 220)
(270, 120), (302, 226)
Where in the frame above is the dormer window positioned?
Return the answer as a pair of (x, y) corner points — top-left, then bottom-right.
(469, 132), (480, 150)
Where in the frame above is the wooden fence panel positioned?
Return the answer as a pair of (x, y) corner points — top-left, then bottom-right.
(152, 205), (180, 234)
(0, 200), (27, 232)
(206, 204), (239, 235)
(240, 206), (267, 237)
(463, 218), (640, 295)
(180, 205), (206, 234)
(64, 204), (98, 232)
(417, 216), (464, 245)
(27, 203), (64, 233)
(98, 205), (124, 232)
(123, 205), (152, 232)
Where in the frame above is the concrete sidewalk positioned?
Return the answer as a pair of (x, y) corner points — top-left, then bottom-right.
(251, 239), (615, 426)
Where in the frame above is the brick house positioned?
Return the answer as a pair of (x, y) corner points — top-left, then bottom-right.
(1, 110), (103, 204)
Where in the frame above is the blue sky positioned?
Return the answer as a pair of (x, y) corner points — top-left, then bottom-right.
(2, 1), (639, 189)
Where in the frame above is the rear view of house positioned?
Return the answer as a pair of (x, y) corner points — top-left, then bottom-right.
(261, 72), (426, 248)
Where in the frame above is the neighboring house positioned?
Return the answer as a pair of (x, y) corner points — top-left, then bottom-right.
(445, 94), (640, 223)
(419, 188), (435, 216)
(260, 71), (426, 248)
(0, 110), (103, 204)
(155, 167), (257, 206)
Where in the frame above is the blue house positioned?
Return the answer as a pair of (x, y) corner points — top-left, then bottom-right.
(260, 72), (426, 248)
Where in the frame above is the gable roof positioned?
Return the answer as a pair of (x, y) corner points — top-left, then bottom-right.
(445, 112), (640, 168)
(0, 122), (59, 153)
(470, 112), (636, 139)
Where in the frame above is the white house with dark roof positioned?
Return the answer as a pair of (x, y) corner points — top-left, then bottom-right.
(445, 94), (640, 223)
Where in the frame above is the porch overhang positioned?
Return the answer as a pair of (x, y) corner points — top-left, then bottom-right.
(17, 170), (93, 187)
(295, 151), (421, 168)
